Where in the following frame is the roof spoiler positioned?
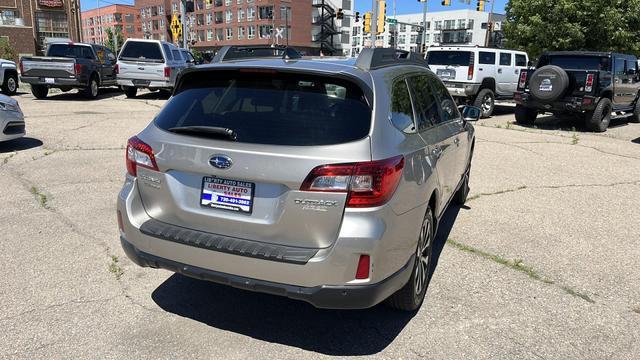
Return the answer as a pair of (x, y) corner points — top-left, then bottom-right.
(355, 48), (429, 71)
(211, 45), (302, 63)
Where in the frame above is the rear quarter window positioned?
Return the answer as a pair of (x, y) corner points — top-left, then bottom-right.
(515, 54), (527, 67)
(119, 41), (164, 62)
(172, 50), (182, 60)
(154, 71), (372, 146)
(479, 52), (496, 65)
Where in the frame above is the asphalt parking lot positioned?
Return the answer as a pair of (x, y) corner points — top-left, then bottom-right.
(1, 88), (639, 359)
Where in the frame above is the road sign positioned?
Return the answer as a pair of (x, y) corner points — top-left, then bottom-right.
(387, 18), (397, 24)
(170, 13), (182, 42)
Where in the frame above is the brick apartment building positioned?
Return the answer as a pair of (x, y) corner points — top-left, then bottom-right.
(0, 0), (82, 60)
(81, 4), (142, 46)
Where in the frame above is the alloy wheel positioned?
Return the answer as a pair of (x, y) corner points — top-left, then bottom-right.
(414, 214), (432, 296)
(7, 77), (17, 93)
(482, 94), (493, 113)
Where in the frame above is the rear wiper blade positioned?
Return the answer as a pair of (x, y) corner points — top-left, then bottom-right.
(168, 126), (238, 141)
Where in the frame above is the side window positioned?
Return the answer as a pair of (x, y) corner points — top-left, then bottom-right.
(390, 78), (416, 133)
(105, 48), (116, 61)
(431, 77), (461, 124)
(408, 75), (440, 131)
(95, 47), (106, 63)
(614, 58), (625, 76)
(172, 49), (182, 60)
(162, 44), (173, 61)
(83, 47), (95, 59)
(515, 54), (527, 67)
(499, 53), (512, 66)
(478, 51), (496, 65)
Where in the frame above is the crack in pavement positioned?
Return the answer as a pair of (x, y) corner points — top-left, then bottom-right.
(477, 137), (545, 156)
(0, 295), (119, 322)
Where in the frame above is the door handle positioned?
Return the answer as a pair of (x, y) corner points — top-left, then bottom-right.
(432, 147), (443, 159)
(498, 68), (503, 74)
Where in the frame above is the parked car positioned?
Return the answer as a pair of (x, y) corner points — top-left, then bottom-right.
(117, 47), (480, 311)
(20, 42), (118, 99)
(427, 46), (529, 118)
(0, 59), (19, 95)
(515, 51), (640, 132)
(116, 39), (189, 98)
(0, 94), (25, 142)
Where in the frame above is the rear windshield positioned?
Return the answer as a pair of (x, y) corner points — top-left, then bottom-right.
(427, 51), (472, 66)
(47, 44), (94, 59)
(539, 56), (610, 71)
(119, 41), (164, 62)
(154, 71), (371, 146)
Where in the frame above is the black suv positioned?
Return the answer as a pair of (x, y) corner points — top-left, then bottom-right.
(514, 51), (640, 132)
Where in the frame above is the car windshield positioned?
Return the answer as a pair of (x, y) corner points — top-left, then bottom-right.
(47, 44), (94, 59)
(119, 42), (164, 62)
(426, 51), (472, 66)
(154, 71), (372, 146)
(540, 56), (610, 71)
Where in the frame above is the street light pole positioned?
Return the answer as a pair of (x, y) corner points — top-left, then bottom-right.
(484, 0), (495, 47)
(370, 0), (377, 46)
(181, 0), (187, 48)
(420, 0), (427, 52)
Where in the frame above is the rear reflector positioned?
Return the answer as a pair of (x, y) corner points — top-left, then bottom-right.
(300, 155), (405, 208)
(585, 73), (595, 92)
(126, 136), (158, 176)
(518, 70), (528, 89)
(117, 210), (124, 232)
(355, 255), (370, 280)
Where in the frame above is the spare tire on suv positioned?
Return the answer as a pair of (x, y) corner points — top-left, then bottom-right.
(529, 65), (570, 102)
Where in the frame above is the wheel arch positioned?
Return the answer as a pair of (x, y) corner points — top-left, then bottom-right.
(480, 77), (496, 92)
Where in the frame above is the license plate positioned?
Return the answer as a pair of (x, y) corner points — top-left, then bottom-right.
(441, 71), (452, 77)
(133, 79), (150, 86)
(201, 176), (254, 214)
(44, 77), (55, 84)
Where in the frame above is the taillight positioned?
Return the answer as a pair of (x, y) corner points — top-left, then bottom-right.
(114, 64), (119, 75)
(19, 60), (24, 74)
(164, 66), (171, 78)
(355, 255), (370, 280)
(518, 70), (528, 89)
(300, 155), (405, 208)
(126, 136), (158, 176)
(585, 73), (595, 92)
(74, 63), (82, 76)
(467, 64), (474, 80)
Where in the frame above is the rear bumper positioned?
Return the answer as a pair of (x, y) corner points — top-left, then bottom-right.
(117, 78), (173, 89)
(443, 82), (481, 98)
(120, 236), (414, 309)
(20, 76), (85, 87)
(515, 91), (597, 112)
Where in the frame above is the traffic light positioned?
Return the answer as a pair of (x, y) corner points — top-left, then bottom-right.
(336, 8), (344, 20)
(363, 12), (371, 34)
(377, 0), (386, 34)
(441, 0), (451, 5)
(487, 22), (493, 31)
(355, 11), (360, 23)
(477, 0), (485, 11)
(421, 43), (427, 53)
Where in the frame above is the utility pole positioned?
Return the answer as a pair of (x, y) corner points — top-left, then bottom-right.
(392, 0), (396, 48)
(420, 0), (428, 52)
(370, 0), (377, 45)
(484, 0), (495, 47)
(181, 0), (187, 48)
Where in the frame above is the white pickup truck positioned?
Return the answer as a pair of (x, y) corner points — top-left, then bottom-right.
(0, 59), (19, 95)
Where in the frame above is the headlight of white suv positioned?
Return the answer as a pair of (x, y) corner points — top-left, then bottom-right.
(0, 101), (20, 113)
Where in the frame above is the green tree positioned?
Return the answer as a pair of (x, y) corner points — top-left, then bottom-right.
(0, 38), (17, 62)
(504, 0), (640, 59)
(105, 27), (125, 54)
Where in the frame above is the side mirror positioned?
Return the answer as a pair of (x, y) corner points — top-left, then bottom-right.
(460, 105), (481, 122)
(627, 69), (636, 76)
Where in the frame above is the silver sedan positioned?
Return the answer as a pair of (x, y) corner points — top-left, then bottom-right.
(0, 94), (25, 142)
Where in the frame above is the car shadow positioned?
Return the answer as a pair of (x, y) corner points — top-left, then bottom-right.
(492, 104), (516, 116)
(0, 137), (43, 153)
(632, 137), (640, 144)
(32, 87), (123, 101)
(519, 113), (631, 132)
(150, 206), (460, 355)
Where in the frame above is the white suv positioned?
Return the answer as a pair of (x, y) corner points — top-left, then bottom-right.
(427, 46), (529, 117)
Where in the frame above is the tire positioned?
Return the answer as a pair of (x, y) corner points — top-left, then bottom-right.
(529, 65), (570, 102)
(83, 76), (99, 99)
(31, 84), (48, 99)
(630, 100), (640, 123)
(585, 98), (612, 132)
(385, 207), (434, 312)
(454, 160), (472, 206)
(473, 88), (495, 118)
(515, 104), (538, 125)
(124, 86), (137, 98)
(1, 72), (18, 95)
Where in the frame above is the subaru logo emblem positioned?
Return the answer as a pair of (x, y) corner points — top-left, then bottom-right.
(209, 155), (233, 169)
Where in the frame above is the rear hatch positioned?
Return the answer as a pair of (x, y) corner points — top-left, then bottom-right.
(520, 55), (606, 96)
(21, 43), (93, 78)
(117, 41), (167, 82)
(426, 50), (474, 82)
(131, 69), (373, 249)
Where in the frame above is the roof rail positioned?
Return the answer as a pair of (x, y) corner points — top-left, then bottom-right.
(211, 45), (302, 63)
(355, 48), (429, 71)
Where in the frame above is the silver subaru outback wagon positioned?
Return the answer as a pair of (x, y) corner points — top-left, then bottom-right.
(117, 47), (479, 311)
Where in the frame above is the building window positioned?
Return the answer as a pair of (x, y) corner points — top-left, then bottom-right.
(258, 6), (273, 20)
(225, 0), (232, 6)
(280, 6), (291, 21)
(399, 24), (406, 32)
(247, 25), (255, 39)
(238, 26), (245, 39)
(458, 19), (466, 29)
(444, 20), (455, 30)
(207, 13), (212, 25)
(172, 3), (178, 13)
(259, 24), (272, 38)
(237, 0), (243, 4)
(247, 7), (255, 21)
(468, 19), (475, 29)
(215, 28), (223, 40)
(410, 35), (417, 44)
(399, 35), (406, 44)
(226, 27), (233, 40)
(0, 10), (20, 26)
(158, 5), (164, 15)
(207, 29), (213, 40)
(435, 21), (442, 30)
(238, 8), (244, 21)
(225, 10), (232, 23)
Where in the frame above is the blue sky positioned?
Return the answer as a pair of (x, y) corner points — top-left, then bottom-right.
(356, 0), (507, 15)
(81, 0), (507, 15)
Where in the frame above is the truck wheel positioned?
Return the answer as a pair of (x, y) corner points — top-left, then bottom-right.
(515, 105), (538, 125)
(1, 72), (18, 95)
(473, 89), (495, 118)
(83, 76), (99, 99)
(585, 98), (612, 132)
(630, 100), (640, 123)
(385, 207), (434, 311)
(124, 86), (137, 98)
(31, 85), (48, 99)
